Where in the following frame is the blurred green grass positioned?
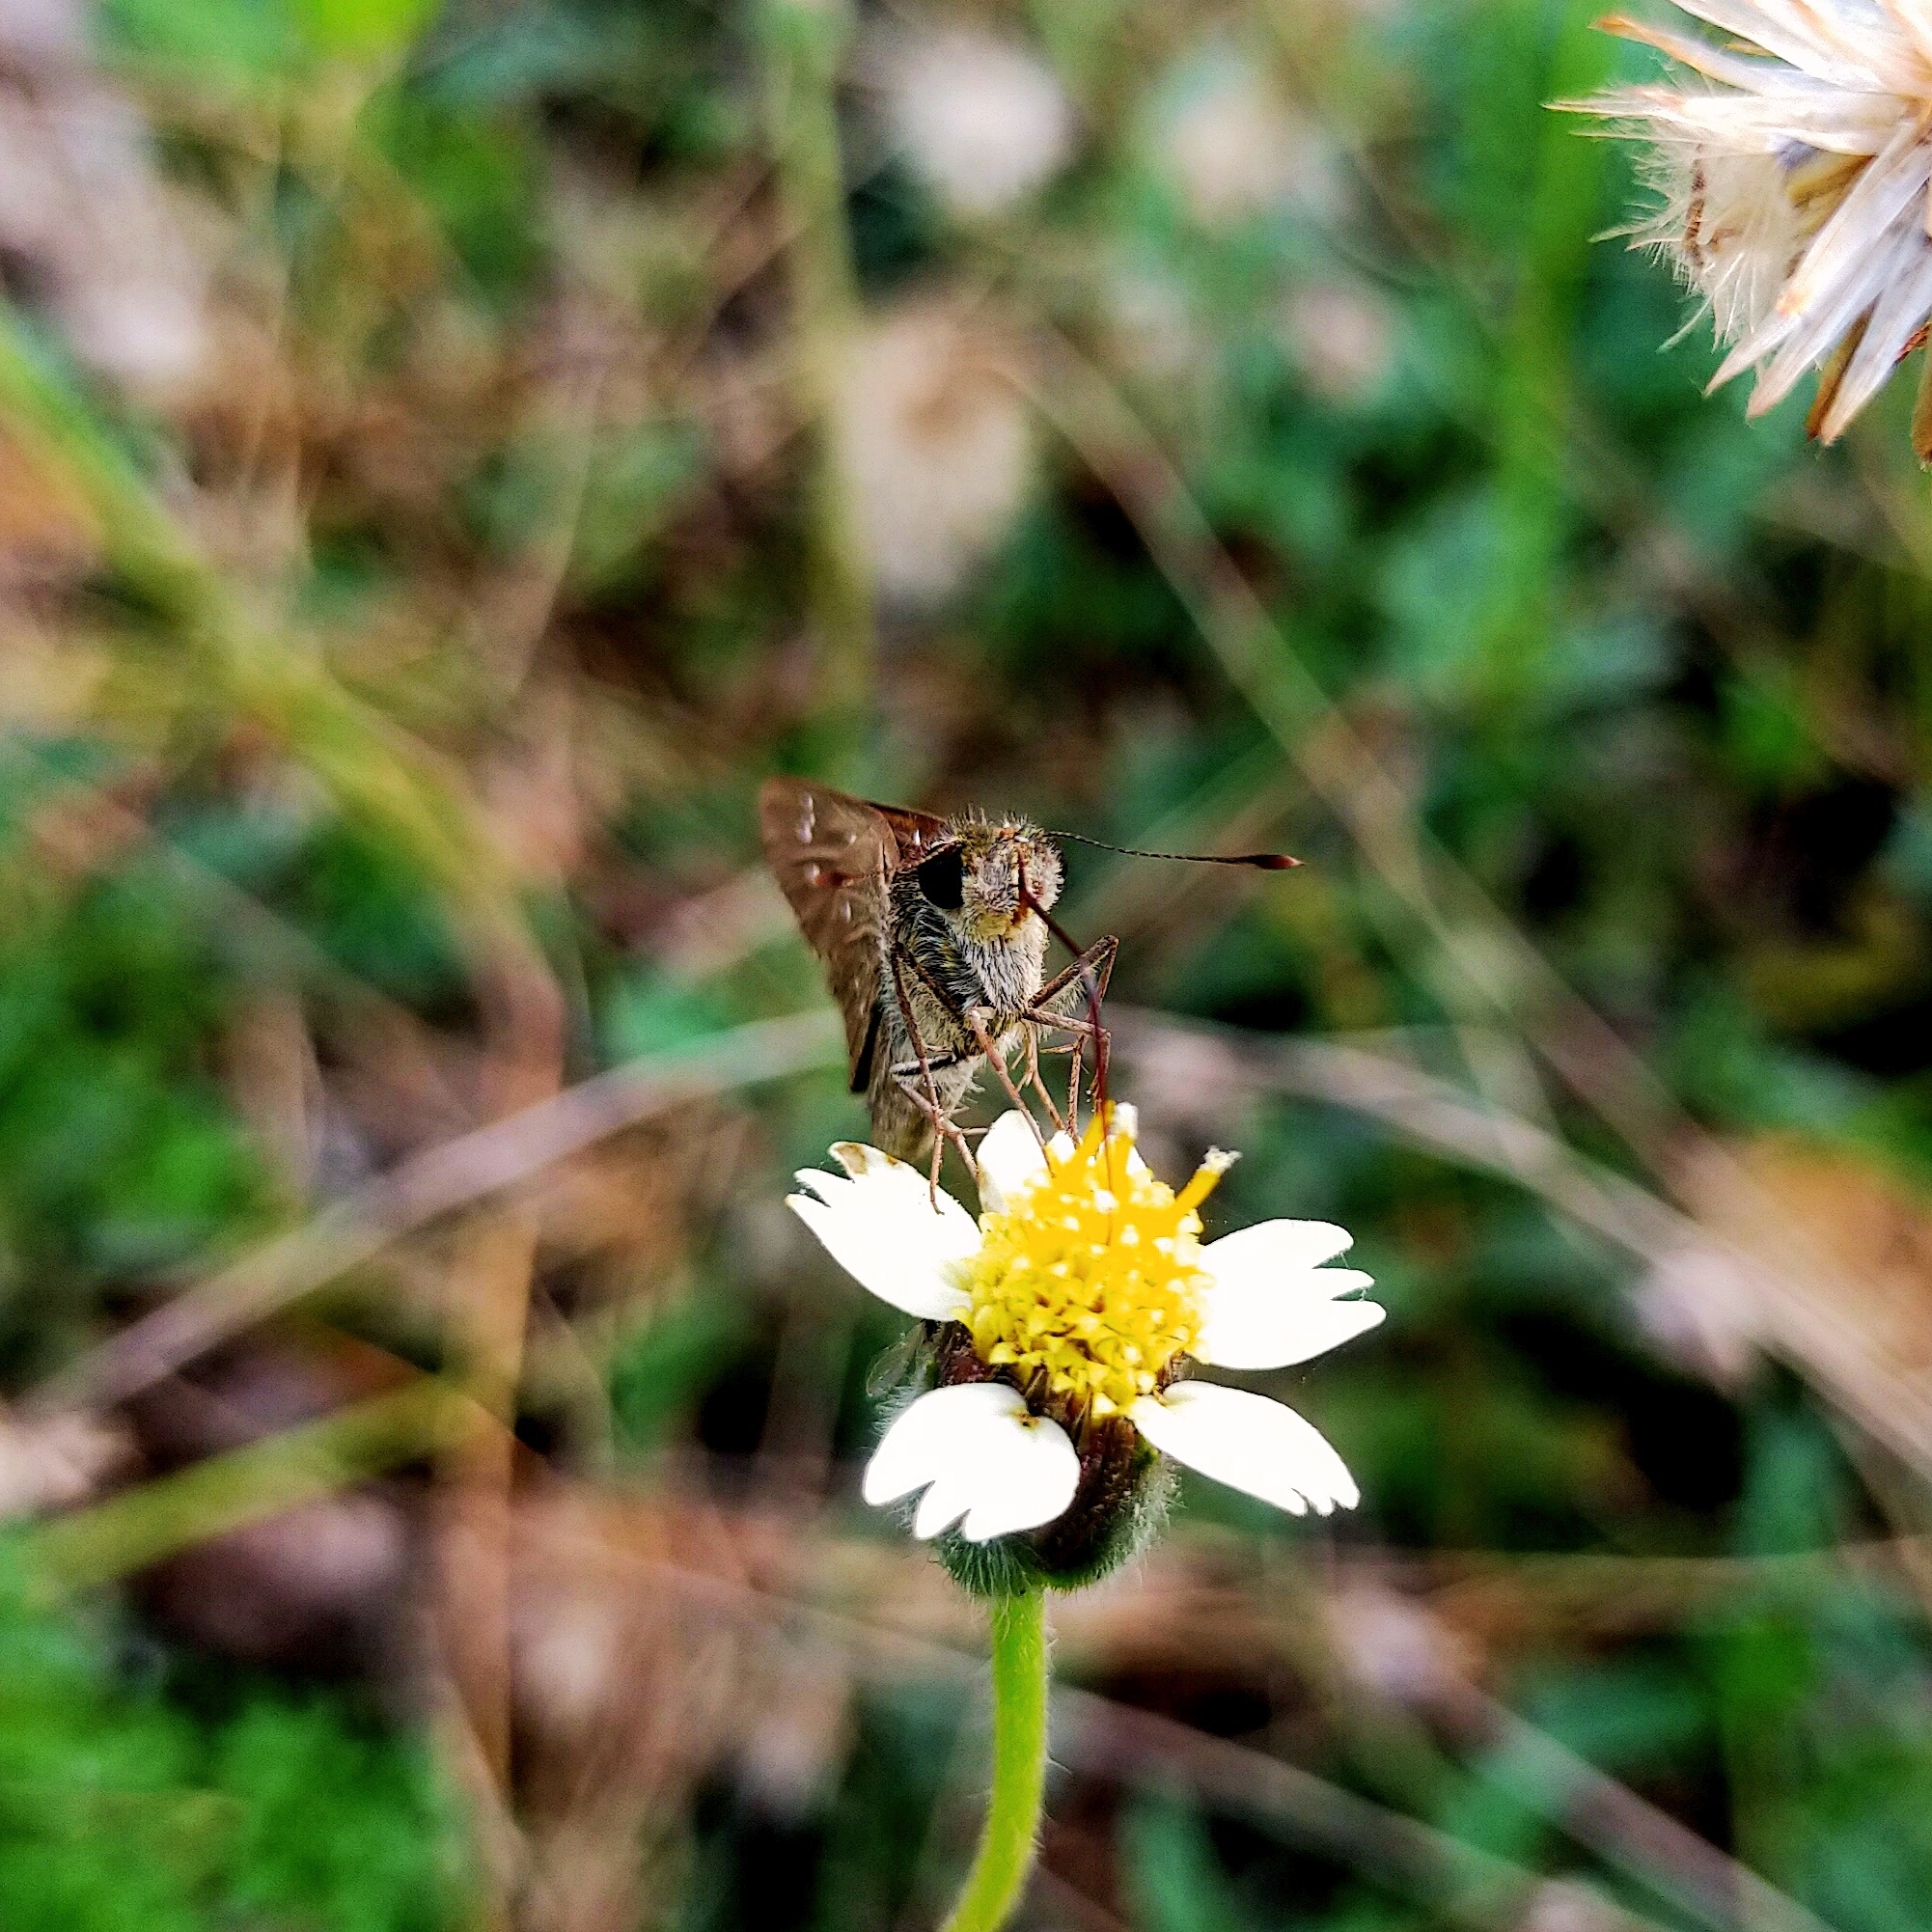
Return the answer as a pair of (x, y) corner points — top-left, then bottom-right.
(0, 0), (1930, 1923)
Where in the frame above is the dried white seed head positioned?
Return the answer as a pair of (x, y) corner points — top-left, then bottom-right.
(1282, 280), (1396, 400)
(1157, 49), (1341, 227)
(882, 28), (1074, 220)
(1572, 0), (1932, 449)
(835, 296), (1034, 605)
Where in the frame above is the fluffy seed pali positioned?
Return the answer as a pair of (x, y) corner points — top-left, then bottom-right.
(1572, 0), (1932, 451)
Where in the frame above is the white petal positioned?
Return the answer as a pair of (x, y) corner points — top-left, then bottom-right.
(1605, 14), (1807, 89)
(1198, 1288), (1384, 1370)
(1131, 1383), (1360, 1516)
(956, 1415), (1081, 1541)
(1745, 216), (1923, 411)
(977, 1111), (1049, 1214)
(863, 1383), (1079, 1541)
(1895, 0), (1932, 66)
(787, 1143), (977, 1320)
(863, 1383), (1008, 1503)
(1194, 1222), (1384, 1370)
(1605, 89), (1893, 157)
(1208, 1219), (1356, 1271)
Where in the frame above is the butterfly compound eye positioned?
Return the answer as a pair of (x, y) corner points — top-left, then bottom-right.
(916, 847), (966, 910)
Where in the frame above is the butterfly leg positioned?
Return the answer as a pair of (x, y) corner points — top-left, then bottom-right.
(1021, 1027), (1067, 1135)
(960, 1007), (1048, 1152)
(889, 947), (977, 1200)
(1039, 1008), (1109, 1135)
(888, 1057), (976, 1199)
(1027, 935), (1118, 1132)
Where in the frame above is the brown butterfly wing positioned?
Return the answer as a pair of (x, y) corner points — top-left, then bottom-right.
(759, 778), (947, 1090)
(864, 800), (950, 866)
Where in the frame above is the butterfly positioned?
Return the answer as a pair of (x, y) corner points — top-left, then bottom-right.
(759, 777), (1116, 1185)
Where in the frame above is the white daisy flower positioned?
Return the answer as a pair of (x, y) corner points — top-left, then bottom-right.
(1577, 0), (1932, 447)
(787, 1106), (1383, 1547)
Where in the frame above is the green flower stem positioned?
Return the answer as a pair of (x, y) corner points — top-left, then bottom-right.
(940, 1587), (1052, 1932)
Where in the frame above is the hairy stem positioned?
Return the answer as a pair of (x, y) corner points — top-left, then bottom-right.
(940, 1588), (1052, 1932)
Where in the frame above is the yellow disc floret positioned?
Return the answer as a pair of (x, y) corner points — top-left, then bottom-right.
(963, 1107), (1233, 1418)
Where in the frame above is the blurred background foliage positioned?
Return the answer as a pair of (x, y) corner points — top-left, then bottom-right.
(2, 0), (1932, 1924)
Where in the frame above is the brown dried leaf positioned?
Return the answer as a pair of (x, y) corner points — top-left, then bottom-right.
(1676, 1133), (1932, 1402)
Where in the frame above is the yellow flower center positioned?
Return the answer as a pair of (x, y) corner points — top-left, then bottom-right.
(962, 1109), (1231, 1418)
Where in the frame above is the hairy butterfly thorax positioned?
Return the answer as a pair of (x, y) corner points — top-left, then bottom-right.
(882, 815), (1061, 1084)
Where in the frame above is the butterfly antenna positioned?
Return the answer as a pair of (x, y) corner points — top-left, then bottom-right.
(1044, 830), (1301, 869)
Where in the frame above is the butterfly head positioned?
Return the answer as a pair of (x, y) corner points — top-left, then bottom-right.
(915, 815), (1063, 946)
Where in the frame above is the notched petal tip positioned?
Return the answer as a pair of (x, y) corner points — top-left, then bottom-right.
(787, 1154), (978, 1321)
(862, 1383), (1078, 1542)
(1132, 1383), (1362, 1518)
(789, 1168), (845, 1206)
(786, 1190), (826, 1228)
(1318, 1269), (1378, 1299)
(913, 1481), (972, 1539)
(832, 1140), (899, 1178)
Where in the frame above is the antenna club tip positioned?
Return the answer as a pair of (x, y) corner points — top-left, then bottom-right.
(1045, 829), (1305, 869)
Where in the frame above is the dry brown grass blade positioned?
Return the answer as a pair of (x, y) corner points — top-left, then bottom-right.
(1420, 1540), (1932, 1647)
(1312, 1582), (1840, 1932)
(1676, 1136), (1932, 1401)
(22, 1377), (483, 1593)
(504, 1490), (791, 1932)
(25, 1009), (843, 1421)
(436, 940), (567, 1790)
(1450, 1682), (1835, 1932)
(437, 972), (565, 1834)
